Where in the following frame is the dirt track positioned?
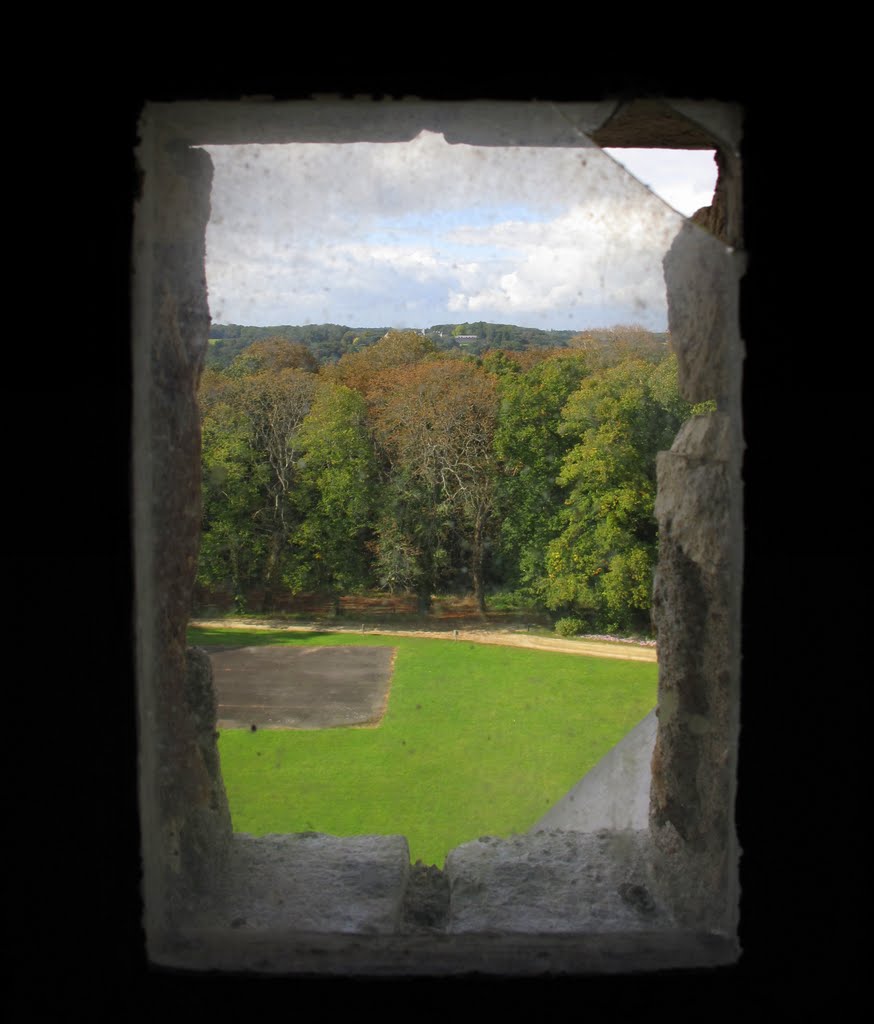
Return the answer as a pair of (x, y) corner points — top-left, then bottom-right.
(191, 618), (658, 664)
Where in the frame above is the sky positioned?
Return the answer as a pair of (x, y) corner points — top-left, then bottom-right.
(202, 136), (718, 332)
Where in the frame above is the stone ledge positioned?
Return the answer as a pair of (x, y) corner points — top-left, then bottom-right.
(148, 828), (744, 976)
(446, 830), (673, 934)
(179, 833), (410, 936)
(151, 928), (738, 977)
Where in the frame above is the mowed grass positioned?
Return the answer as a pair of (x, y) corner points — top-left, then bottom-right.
(189, 627), (657, 867)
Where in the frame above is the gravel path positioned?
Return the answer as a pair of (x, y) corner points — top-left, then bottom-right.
(190, 618), (658, 663)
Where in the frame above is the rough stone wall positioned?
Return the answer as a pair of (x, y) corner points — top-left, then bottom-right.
(650, 139), (744, 932)
(183, 647), (233, 882)
(691, 150), (729, 242)
(133, 123), (232, 941)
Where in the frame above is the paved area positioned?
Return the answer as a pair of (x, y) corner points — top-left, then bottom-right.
(208, 645), (396, 730)
(531, 709), (657, 833)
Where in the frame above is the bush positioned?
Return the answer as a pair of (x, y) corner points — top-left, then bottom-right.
(485, 589), (528, 612)
(554, 616), (585, 638)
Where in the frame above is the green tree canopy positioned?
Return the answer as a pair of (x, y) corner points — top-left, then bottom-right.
(493, 351), (593, 601)
(197, 362), (317, 607)
(291, 381), (379, 596)
(542, 353), (692, 632)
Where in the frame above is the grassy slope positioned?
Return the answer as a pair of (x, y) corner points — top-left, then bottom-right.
(189, 627), (657, 867)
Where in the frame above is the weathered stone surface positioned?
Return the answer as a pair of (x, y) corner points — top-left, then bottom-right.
(654, 417), (733, 573)
(589, 98), (718, 149)
(133, 122), (228, 936)
(445, 831), (673, 934)
(662, 221), (742, 406)
(650, 408), (742, 932)
(177, 647), (233, 888)
(155, 929), (739, 977)
(650, 115), (744, 939)
(690, 149), (729, 243)
(153, 98), (618, 148)
(531, 710), (656, 834)
(187, 833), (411, 935)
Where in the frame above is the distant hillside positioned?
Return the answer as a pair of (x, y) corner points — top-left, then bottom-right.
(206, 324), (389, 367)
(426, 322), (578, 353)
(206, 321), (667, 368)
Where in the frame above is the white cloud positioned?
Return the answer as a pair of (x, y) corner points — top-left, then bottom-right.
(438, 198), (678, 326)
(202, 133), (716, 330)
(602, 148), (717, 218)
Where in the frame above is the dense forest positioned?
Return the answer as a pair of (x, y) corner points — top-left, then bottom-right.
(197, 325), (707, 635)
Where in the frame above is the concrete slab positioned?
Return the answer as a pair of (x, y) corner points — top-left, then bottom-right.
(530, 709), (657, 834)
(206, 644), (395, 729)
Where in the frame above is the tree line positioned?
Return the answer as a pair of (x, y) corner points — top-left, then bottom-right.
(197, 327), (708, 634)
(204, 320), (642, 368)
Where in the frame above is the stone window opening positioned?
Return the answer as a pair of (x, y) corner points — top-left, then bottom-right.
(132, 96), (743, 976)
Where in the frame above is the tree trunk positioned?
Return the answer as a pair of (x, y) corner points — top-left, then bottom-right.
(262, 531), (283, 612)
(471, 513), (487, 616)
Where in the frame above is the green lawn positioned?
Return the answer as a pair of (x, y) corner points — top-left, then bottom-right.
(189, 626), (657, 867)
